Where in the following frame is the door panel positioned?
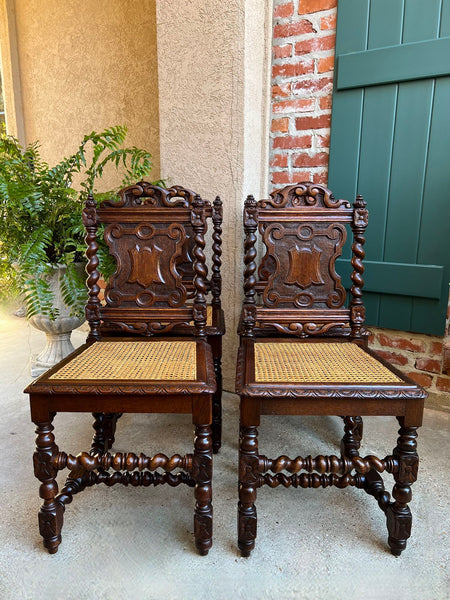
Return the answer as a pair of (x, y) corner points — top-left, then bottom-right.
(329, 0), (450, 335)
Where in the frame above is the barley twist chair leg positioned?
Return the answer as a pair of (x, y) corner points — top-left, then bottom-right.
(33, 416), (64, 554)
(192, 424), (213, 555)
(238, 424), (259, 557)
(91, 412), (122, 455)
(340, 416), (363, 458)
(386, 420), (419, 556)
(212, 356), (222, 454)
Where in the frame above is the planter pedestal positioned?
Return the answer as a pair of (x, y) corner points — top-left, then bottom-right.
(30, 318), (82, 377)
(28, 265), (85, 377)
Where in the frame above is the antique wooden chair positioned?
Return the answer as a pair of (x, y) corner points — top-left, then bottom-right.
(235, 183), (426, 557)
(236, 182), (366, 473)
(91, 182), (224, 454)
(25, 188), (216, 555)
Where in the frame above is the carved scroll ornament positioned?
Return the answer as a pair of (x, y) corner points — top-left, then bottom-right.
(260, 182), (351, 209)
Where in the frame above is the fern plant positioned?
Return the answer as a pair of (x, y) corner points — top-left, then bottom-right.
(0, 125), (157, 319)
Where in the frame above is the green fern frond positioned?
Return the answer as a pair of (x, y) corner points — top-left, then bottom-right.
(21, 271), (56, 319)
(60, 263), (87, 319)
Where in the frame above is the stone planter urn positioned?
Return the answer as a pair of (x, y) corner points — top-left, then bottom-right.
(29, 264), (86, 377)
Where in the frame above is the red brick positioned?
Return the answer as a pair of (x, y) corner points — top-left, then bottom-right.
(443, 342), (450, 375)
(273, 44), (292, 59)
(295, 35), (336, 55)
(296, 114), (331, 130)
(377, 333), (426, 353)
(293, 170), (313, 181)
(405, 371), (433, 388)
(274, 2), (294, 18)
(274, 20), (316, 38)
(292, 76), (334, 96)
(274, 98), (315, 114)
(312, 170), (328, 184)
(321, 13), (337, 30)
(430, 341), (443, 355)
(299, 0), (337, 14)
(293, 152), (329, 168)
(375, 349), (409, 367)
(270, 154), (289, 168)
(272, 83), (291, 98)
(319, 96), (333, 110)
(414, 357), (441, 374)
(273, 135), (312, 149)
(436, 375), (450, 392)
(316, 132), (330, 147)
(318, 56), (335, 73)
(271, 171), (294, 185)
(271, 117), (290, 133)
(272, 60), (314, 79)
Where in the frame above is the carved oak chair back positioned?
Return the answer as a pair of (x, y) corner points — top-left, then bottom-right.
(84, 182), (219, 340)
(242, 183), (367, 340)
(235, 182), (426, 558)
(110, 181), (222, 304)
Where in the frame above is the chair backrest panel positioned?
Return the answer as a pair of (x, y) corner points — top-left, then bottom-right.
(83, 183), (216, 339)
(102, 216), (190, 310)
(258, 220), (348, 310)
(103, 182), (222, 303)
(242, 183), (368, 339)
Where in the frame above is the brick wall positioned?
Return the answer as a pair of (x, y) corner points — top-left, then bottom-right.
(369, 328), (450, 397)
(271, 0), (337, 186)
(270, 0), (450, 400)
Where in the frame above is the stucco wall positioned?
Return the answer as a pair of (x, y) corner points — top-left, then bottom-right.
(9, 0), (160, 186)
(157, 0), (272, 389)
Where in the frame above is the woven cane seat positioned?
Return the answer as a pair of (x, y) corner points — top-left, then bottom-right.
(254, 342), (402, 384)
(50, 340), (196, 381)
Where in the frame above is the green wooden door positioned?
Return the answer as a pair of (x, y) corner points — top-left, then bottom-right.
(328, 0), (450, 335)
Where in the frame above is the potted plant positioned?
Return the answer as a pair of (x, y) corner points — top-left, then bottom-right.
(0, 124), (156, 374)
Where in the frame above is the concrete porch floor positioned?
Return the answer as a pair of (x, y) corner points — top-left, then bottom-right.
(0, 313), (449, 600)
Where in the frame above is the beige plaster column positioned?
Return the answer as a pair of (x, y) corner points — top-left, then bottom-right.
(2, 0), (161, 185)
(157, 0), (272, 389)
(0, 0), (25, 142)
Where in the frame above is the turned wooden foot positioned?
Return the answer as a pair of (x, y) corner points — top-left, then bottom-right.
(192, 424), (213, 555)
(341, 416), (363, 458)
(33, 417), (64, 553)
(212, 357), (222, 454)
(386, 420), (419, 556)
(238, 425), (259, 557)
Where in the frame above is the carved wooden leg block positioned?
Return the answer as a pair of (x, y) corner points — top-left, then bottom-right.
(38, 501), (64, 554)
(386, 423), (419, 556)
(238, 425), (259, 557)
(192, 424), (213, 555)
(212, 357), (222, 454)
(33, 419), (64, 553)
(386, 503), (412, 556)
